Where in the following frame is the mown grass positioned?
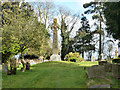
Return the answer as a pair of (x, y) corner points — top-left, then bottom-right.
(0, 65), (2, 70)
(77, 61), (98, 67)
(0, 70), (2, 89)
(2, 61), (119, 88)
(2, 61), (87, 88)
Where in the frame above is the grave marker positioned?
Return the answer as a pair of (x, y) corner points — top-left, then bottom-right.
(91, 56), (95, 62)
(87, 65), (106, 78)
(115, 49), (118, 58)
(50, 18), (61, 61)
(112, 64), (120, 78)
(2, 63), (8, 73)
(118, 42), (120, 57)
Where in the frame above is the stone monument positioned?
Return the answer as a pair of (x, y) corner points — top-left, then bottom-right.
(99, 53), (107, 65)
(91, 56), (95, 62)
(115, 49), (118, 58)
(50, 18), (61, 61)
(118, 42), (120, 57)
(87, 65), (106, 78)
(100, 53), (104, 61)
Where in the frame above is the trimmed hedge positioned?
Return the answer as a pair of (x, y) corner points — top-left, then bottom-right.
(112, 58), (120, 63)
(65, 52), (84, 62)
(69, 57), (78, 62)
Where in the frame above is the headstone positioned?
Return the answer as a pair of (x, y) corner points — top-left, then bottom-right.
(44, 60), (49, 62)
(91, 56), (95, 62)
(2, 63), (8, 73)
(39, 56), (44, 62)
(118, 42), (120, 57)
(50, 18), (61, 61)
(112, 64), (120, 78)
(115, 49), (118, 58)
(100, 53), (104, 60)
(87, 65), (106, 78)
(30, 60), (36, 65)
(99, 53), (107, 65)
(104, 63), (112, 72)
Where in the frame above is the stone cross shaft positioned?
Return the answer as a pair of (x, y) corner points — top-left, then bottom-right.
(52, 18), (59, 54)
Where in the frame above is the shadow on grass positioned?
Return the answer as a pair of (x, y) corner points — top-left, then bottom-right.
(2, 61), (89, 88)
(3, 61), (119, 88)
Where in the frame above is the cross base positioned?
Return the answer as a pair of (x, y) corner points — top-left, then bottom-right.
(50, 54), (61, 61)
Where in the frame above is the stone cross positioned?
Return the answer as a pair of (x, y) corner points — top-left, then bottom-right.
(50, 18), (61, 61)
(52, 18), (59, 54)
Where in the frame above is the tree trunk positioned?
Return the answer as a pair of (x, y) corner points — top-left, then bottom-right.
(99, 9), (102, 60)
(10, 61), (16, 75)
(21, 52), (26, 72)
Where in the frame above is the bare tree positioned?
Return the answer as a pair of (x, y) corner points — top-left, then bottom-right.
(57, 6), (80, 60)
(34, 2), (55, 29)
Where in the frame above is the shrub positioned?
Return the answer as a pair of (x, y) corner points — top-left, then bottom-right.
(65, 52), (84, 62)
(69, 57), (78, 62)
(112, 58), (120, 63)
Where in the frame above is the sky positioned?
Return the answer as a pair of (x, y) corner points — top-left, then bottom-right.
(24, 0), (119, 60)
(53, 0), (119, 59)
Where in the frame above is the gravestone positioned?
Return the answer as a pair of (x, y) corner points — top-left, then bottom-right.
(100, 53), (104, 60)
(50, 18), (61, 61)
(99, 53), (107, 65)
(104, 63), (112, 72)
(39, 56), (44, 62)
(115, 49), (118, 58)
(91, 56), (95, 62)
(118, 42), (120, 57)
(30, 60), (36, 65)
(2, 63), (8, 73)
(112, 64), (120, 78)
(87, 65), (106, 78)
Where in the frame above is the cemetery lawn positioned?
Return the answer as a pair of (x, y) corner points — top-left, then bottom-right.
(2, 61), (119, 88)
